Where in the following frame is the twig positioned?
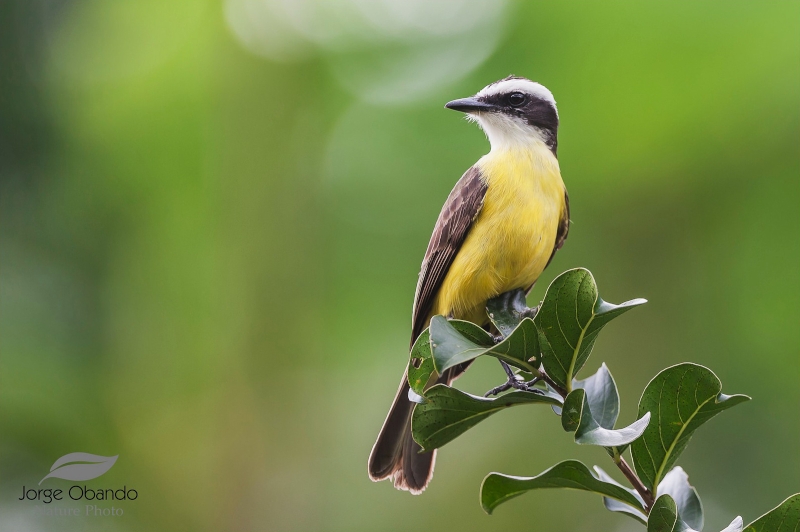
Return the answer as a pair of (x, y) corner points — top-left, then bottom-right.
(615, 455), (654, 511)
(538, 371), (568, 397)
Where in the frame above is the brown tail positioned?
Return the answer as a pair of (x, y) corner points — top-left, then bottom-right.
(368, 371), (434, 493)
(368, 364), (470, 494)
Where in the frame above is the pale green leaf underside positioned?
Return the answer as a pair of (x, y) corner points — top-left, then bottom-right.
(648, 494), (741, 532)
(562, 387), (650, 447)
(574, 362), (620, 429)
(593, 465), (647, 524)
(658, 466), (704, 531)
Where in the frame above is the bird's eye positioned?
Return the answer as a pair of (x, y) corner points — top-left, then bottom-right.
(507, 92), (527, 107)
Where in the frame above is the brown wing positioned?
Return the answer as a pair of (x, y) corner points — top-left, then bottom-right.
(526, 190), (570, 296)
(546, 190), (570, 268)
(410, 166), (488, 345)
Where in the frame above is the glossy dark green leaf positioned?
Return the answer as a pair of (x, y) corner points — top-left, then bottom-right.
(559, 389), (583, 431)
(485, 318), (540, 370)
(631, 363), (750, 491)
(561, 388), (651, 447)
(744, 494), (800, 532)
(481, 460), (643, 515)
(407, 329), (435, 396)
(593, 466), (647, 524)
(411, 384), (560, 451)
(408, 320), (493, 395)
(486, 288), (530, 337)
(648, 495), (742, 532)
(574, 362), (620, 429)
(659, 467), (703, 531)
(429, 315), (539, 375)
(534, 268), (647, 390)
(428, 316), (493, 370)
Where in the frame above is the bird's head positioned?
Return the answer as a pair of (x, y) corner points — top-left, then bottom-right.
(445, 76), (559, 154)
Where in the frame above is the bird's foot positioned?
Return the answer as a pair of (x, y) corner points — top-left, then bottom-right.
(484, 381), (513, 397)
(484, 360), (540, 397)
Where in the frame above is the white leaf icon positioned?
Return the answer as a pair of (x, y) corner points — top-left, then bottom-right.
(39, 453), (118, 485)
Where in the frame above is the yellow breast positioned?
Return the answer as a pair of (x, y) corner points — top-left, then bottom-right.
(432, 142), (566, 324)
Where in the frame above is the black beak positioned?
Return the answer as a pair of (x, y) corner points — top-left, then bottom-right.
(444, 97), (495, 113)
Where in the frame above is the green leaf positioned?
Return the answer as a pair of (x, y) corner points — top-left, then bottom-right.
(411, 384), (560, 451)
(561, 388), (651, 447)
(407, 329), (435, 396)
(631, 363), (751, 492)
(428, 316), (494, 373)
(648, 495), (696, 532)
(481, 460), (643, 515)
(429, 315), (539, 375)
(560, 389), (583, 431)
(534, 268), (647, 391)
(486, 318), (540, 371)
(408, 321), (494, 395)
(486, 288), (530, 337)
(593, 466), (647, 524)
(659, 467), (703, 531)
(744, 494), (800, 532)
(648, 495), (742, 532)
(574, 362), (620, 429)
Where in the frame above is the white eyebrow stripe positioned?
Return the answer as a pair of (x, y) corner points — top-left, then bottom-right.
(476, 78), (558, 116)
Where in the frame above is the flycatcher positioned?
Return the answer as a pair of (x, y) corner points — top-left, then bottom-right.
(368, 76), (570, 493)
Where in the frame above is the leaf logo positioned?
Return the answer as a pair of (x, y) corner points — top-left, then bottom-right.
(39, 453), (119, 485)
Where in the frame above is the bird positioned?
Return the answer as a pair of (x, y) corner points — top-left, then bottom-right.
(368, 76), (570, 494)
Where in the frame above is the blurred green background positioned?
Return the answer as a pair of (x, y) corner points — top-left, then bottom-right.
(1, 1), (798, 531)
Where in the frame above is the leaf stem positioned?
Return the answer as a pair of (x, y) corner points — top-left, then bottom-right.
(616, 456), (654, 512)
(539, 370), (568, 397)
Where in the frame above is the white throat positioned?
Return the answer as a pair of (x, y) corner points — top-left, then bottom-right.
(468, 113), (551, 152)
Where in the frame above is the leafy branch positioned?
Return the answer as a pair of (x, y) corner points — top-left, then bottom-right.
(406, 268), (798, 531)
